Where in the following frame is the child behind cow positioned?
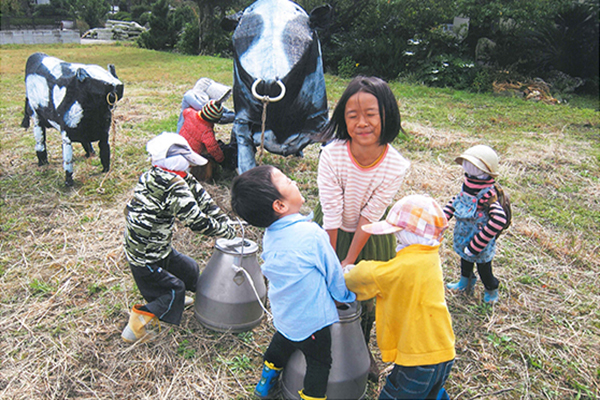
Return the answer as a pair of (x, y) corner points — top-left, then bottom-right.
(444, 145), (508, 304)
(179, 100), (225, 181)
(122, 132), (235, 343)
(344, 194), (455, 400)
(231, 165), (356, 400)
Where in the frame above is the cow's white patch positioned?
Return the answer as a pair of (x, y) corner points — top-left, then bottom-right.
(25, 74), (49, 109)
(61, 131), (73, 172)
(53, 86), (67, 109)
(64, 101), (83, 128)
(48, 120), (61, 130)
(42, 56), (64, 80)
(238, 0), (310, 80)
(33, 115), (45, 152)
(68, 63), (122, 86)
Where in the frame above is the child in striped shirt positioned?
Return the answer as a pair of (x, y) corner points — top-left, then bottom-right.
(314, 76), (410, 380)
(443, 145), (508, 304)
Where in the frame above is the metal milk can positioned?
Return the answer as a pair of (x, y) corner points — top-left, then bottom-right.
(281, 301), (370, 400)
(194, 237), (267, 333)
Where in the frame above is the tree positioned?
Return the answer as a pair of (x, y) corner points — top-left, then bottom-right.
(189, 0), (244, 55)
(73, 0), (110, 28)
(137, 0), (196, 50)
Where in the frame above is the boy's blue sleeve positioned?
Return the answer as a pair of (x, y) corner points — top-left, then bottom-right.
(315, 227), (357, 303)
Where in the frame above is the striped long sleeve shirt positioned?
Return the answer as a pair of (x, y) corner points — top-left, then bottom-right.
(317, 140), (410, 232)
(443, 175), (507, 255)
(124, 167), (235, 268)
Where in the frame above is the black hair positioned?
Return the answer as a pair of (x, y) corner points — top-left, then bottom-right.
(315, 76), (403, 144)
(231, 165), (281, 228)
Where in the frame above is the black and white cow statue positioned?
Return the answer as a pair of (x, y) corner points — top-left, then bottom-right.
(222, 0), (332, 173)
(21, 52), (124, 186)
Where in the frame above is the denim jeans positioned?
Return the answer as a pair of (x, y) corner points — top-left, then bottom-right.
(379, 360), (454, 400)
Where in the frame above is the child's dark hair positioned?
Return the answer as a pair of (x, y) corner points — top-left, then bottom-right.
(316, 76), (403, 144)
(231, 165), (281, 228)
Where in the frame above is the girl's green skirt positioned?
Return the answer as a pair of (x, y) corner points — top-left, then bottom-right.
(313, 203), (396, 345)
(312, 203), (396, 262)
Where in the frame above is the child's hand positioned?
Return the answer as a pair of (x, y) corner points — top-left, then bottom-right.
(464, 246), (474, 256)
(342, 264), (356, 274)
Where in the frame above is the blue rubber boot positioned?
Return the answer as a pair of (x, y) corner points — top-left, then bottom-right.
(436, 388), (450, 400)
(484, 289), (499, 304)
(254, 361), (282, 399)
(446, 275), (477, 294)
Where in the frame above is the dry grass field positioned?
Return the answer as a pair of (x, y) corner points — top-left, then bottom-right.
(1, 44), (599, 400)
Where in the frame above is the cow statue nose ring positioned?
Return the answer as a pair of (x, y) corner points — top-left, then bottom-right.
(251, 78), (286, 161)
(251, 79), (286, 103)
(106, 92), (118, 109)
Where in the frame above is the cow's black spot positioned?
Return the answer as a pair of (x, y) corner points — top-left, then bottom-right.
(282, 16), (312, 69)
(232, 13), (263, 57)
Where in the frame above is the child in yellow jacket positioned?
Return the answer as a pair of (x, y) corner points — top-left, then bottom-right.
(344, 194), (455, 399)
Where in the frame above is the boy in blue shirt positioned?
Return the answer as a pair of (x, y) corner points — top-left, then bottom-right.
(231, 165), (356, 400)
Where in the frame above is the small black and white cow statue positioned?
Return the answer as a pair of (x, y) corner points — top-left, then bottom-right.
(21, 52), (124, 186)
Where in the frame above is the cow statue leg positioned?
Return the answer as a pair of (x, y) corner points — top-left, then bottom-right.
(32, 114), (49, 166)
(82, 142), (95, 158)
(233, 120), (257, 173)
(98, 139), (110, 173)
(61, 130), (74, 186)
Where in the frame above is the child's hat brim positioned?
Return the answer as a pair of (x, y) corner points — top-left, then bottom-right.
(363, 194), (448, 241)
(147, 132), (208, 166)
(362, 221), (403, 235)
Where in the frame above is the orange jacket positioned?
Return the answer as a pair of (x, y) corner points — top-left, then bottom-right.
(179, 107), (224, 163)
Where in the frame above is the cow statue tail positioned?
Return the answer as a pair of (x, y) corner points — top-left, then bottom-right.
(21, 98), (31, 129)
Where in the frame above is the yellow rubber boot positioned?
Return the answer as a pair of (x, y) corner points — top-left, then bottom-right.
(299, 388), (327, 400)
(121, 304), (160, 343)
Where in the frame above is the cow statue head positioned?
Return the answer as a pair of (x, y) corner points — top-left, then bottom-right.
(222, 0), (332, 173)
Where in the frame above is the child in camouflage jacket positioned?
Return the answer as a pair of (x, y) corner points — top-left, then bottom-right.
(122, 132), (235, 343)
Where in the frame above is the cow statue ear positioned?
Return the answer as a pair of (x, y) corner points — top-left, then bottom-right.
(108, 64), (119, 79)
(309, 4), (333, 30)
(76, 68), (90, 82)
(220, 10), (243, 32)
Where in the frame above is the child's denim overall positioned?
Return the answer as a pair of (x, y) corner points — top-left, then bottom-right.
(452, 187), (496, 263)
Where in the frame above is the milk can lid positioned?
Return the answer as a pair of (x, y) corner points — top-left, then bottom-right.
(215, 237), (259, 255)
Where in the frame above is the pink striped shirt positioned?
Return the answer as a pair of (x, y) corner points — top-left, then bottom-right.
(317, 140), (410, 232)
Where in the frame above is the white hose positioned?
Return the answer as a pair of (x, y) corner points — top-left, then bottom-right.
(233, 218), (273, 320)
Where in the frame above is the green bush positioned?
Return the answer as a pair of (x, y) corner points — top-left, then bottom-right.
(130, 5), (150, 22)
(137, 0), (195, 51)
(319, 0), (456, 80)
(110, 11), (131, 21)
(417, 54), (478, 90)
(177, 22), (200, 55)
(337, 56), (357, 78)
(33, 4), (69, 18)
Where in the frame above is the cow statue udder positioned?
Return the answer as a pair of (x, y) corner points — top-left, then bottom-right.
(222, 0), (332, 173)
(21, 52), (124, 186)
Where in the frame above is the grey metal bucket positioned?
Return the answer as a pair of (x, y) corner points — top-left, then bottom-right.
(280, 301), (370, 400)
(194, 237), (267, 333)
